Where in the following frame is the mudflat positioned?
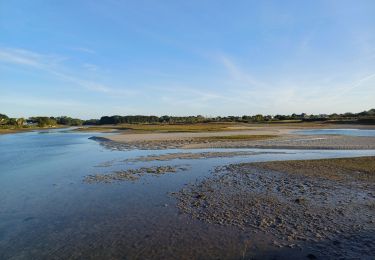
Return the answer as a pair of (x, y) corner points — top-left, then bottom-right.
(93, 124), (375, 150)
(175, 156), (375, 259)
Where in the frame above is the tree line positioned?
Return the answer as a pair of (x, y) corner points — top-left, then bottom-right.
(90, 109), (375, 125)
(1, 108), (374, 128)
(0, 114), (83, 128)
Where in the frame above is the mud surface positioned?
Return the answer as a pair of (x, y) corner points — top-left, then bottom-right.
(175, 157), (375, 259)
(123, 151), (285, 162)
(84, 165), (189, 183)
(92, 134), (375, 150)
(184, 135), (375, 150)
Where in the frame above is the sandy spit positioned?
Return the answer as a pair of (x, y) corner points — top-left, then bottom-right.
(96, 127), (375, 150)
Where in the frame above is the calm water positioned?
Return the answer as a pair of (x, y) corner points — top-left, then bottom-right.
(295, 128), (375, 137)
(1, 129), (375, 259)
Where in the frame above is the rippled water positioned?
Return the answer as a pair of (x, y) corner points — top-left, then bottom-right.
(295, 128), (375, 137)
(1, 129), (375, 259)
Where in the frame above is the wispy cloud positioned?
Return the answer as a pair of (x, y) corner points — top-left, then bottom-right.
(349, 72), (375, 91)
(216, 54), (266, 89)
(0, 47), (136, 96)
(210, 52), (375, 114)
(82, 63), (98, 71)
(0, 48), (61, 67)
(326, 72), (375, 101)
(70, 47), (96, 54)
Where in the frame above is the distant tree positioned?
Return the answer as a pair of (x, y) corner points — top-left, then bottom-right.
(254, 114), (264, 122)
(159, 115), (170, 123)
(16, 118), (25, 127)
(70, 119), (83, 126)
(99, 116), (113, 124)
(56, 116), (83, 126)
(30, 117), (57, 127)
(0, 114), (9, 125)
(343, 112), (354, 118)
(8, 118), (17, 126)
(83, 119), (100, 125)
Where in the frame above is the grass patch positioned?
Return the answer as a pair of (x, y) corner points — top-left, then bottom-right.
(74, 126), (118, 132)
(76, 123), (251, 133)
(118, 123), (246, 132)
(196, 135), (277, 141)
(0, 126), (42, 134)
(75, 120), (353, 134)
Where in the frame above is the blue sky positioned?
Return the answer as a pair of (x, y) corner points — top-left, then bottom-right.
(0, 0), (374, 119)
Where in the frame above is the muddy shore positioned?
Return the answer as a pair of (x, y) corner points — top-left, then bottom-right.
(122, 151), (286, 162)
(84, 165), (190, 183)
(94, 133), (375, 150)
(174, 157), (375, 259)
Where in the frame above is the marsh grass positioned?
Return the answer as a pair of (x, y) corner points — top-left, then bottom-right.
(196, 135), (277, 141)
(76, 123), (250, 133)
(0, 125), (47, 134)
(75, 121), (339, 133)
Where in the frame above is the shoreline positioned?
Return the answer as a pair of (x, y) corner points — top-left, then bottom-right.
(92, 135), (375, 150)
(92, 125), (375, 150)
(0, 125), (70, 135)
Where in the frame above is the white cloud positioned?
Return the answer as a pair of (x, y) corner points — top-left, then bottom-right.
(0, 47), (137, 96)
(70, 47), (96, 54)
(216, 54), (266, 89)
(82, 63), (98, 71)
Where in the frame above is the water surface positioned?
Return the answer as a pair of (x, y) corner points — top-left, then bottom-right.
(1, 129), (375, 259)
(295, 128), (375, 137)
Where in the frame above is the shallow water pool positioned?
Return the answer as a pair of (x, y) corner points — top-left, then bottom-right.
(295, 128), (375, 137)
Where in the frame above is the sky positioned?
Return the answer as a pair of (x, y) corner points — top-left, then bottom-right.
(0, 0), (375, 119)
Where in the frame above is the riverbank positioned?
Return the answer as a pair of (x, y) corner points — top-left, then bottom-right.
(0, 127), (39, 135)
(175, 156), (375, 259)
(0, 125), (69, 135)
(90, 123), (375, 150)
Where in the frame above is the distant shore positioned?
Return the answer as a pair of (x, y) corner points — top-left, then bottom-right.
(3, 122), (375, 150)
(88, 123), (375, 150)
(0, 125), (68, 135)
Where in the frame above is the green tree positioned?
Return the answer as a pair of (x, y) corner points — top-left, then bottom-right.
(0, 114), (9, 125)
(32, 117), (57, 127)
(16, 118), (25, 127)
(8, 118), (17, 126)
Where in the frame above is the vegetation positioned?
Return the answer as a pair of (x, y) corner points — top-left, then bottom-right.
(0, 114), (83, 134)
(90, 108), (375, 125)
(0, 114), (9, 124)
(55, 116), (83, 126)
(1, 108), (374, 134)
(95, 115), (206, 125)
(196, 135), (277, 141)
(75, 123), (240, 133)
(115, 122), (239, 132)
(28, 117), (57, 127)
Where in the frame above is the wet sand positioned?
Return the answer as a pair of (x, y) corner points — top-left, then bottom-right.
(122, 151), (286, 162)
(184, 135), (375, 150)
(98, 125), (375, 150)
(84, 165), (190, 183)
(175, 157), (375, 259)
